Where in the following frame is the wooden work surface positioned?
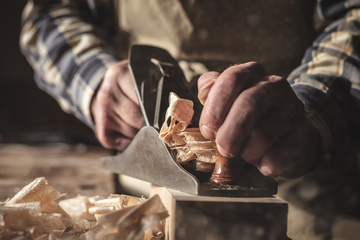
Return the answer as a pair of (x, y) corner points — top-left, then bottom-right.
(150, 185), (288, 240)
(0, 144), (114, 201)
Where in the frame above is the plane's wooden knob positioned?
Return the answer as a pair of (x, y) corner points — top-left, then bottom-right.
(210, 142), (240, 185)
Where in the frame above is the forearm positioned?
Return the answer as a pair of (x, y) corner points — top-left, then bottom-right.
(20, 0), (119, 127)
(288, 1), (360, 149)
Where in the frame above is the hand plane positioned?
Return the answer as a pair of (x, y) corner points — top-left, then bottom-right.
(100, 45), (277, 197)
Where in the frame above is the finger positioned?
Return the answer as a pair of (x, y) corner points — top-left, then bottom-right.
(112, 91), (144, 130)
(94, 121), (133, 151)
(107, 61), (139, 104)
(96, 72), (144, 130)
(200, 62), (268, 139)
(94, 111), (138, 150)
(106, 109), (139, 139)
(257, 137), (304, 178)
(257, 118), (318, 178)
(99, 129), (133, 151)
(197, 72), (219, 105)
(239, 106), (297, 165)
(215, 76), (289, 158)
(117, 72), (139, 105)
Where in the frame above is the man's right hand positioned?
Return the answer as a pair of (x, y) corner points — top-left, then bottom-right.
(91, 60), (144, 151)
(197, 62), (321, 179)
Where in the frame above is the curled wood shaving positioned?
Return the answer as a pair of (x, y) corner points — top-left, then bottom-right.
(159, 92), (194, 147)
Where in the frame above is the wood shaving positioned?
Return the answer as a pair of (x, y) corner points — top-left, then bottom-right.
(159, 92), (194, 147)
(160, 92), (216, 171)
(0, 177), (167, 240)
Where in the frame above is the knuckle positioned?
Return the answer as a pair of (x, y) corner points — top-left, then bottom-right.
(258, 164), (281, 177)
(220, 67), (243, 85)
(96, 79), (116, 101)
(246, 61), (268, 74)
(108, 62), (128, 76)
(97, 87), (112, 100)
(105, 65), (120, 80)
(268, 74), (284, 83)
(219, 62), (267, 88)
(239, 61), (266, 74)
(104, 63), (129, 85)
(242, 61), (261, 69)
(257, 156), (283, 177)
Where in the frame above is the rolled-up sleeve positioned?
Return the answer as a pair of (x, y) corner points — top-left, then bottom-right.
(20, 0), (119, 127)
(288, 0), (360, 149)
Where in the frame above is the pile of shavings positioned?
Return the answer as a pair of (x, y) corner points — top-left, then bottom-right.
(0, 177), (168, 240)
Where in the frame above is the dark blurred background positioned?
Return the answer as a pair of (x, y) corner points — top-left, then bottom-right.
(0, 1), (98, 145)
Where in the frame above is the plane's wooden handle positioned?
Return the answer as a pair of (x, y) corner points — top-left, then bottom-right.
(210, 142), (240, 185)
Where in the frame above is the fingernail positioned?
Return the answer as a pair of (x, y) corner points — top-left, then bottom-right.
(200, 125), (215, 139)
(216, 144), (234, 158)
(198, 80), (215, 105)
(197, 91), (206, 105)
(199, 79), (215, 92)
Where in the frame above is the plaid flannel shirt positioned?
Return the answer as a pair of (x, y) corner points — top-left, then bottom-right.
(20, 0), (360, 149)
(289, 0), (360, 148)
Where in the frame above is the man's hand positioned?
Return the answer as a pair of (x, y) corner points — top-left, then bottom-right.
(91, 60), (144, 151)
(198, 62), (321, 178)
